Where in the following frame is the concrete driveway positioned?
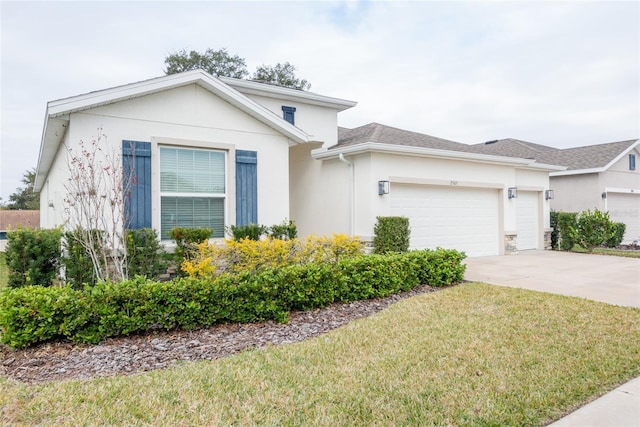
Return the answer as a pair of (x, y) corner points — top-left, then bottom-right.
(464, 250), (640, 308)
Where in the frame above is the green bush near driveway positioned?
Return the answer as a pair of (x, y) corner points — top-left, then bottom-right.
(0, 248), (466, 348)
(552, 209), (627, 252)
(373, 216), (410, 254)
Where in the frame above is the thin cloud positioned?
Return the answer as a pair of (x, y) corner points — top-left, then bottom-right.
(1, 1), (637, 200)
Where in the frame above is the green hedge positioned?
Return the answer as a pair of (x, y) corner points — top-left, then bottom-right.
(552, 209), (627, 252)
(5, 227), (62, 288)
(0, 248), (465, 349)
(373, 216), (410, 254)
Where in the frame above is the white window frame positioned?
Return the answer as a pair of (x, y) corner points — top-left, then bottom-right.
(158, 145), (228, 240)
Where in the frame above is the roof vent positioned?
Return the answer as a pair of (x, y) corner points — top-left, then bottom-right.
(484, 140), (498, 145)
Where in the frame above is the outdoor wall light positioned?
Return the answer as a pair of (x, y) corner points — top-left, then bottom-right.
(602, 192), (607, 199)
(508, 187), (518, 199)
(544, 190), (554, 200)
(378, 180), (390, 195)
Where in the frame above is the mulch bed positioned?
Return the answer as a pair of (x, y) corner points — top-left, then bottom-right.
(0, 284), (441, 384)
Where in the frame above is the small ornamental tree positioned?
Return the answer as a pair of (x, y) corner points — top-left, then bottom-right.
(63, 128), (132, 282)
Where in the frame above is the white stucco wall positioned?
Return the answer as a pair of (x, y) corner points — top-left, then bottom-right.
(289, 144), (350, 237)
(309, 151), (552, 252)
(362, 154), (549, 237)
(550, 173), (601, 213)
(40, 84), (292, 235)
(602, 149), (640, 189)
(241, 94), (339, 147)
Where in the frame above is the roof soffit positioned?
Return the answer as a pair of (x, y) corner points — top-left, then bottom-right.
(313, 142), (566, 171)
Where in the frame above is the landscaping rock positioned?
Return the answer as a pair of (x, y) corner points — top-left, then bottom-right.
(0, 284), (439, 384)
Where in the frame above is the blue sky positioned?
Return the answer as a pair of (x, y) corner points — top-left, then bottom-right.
(1, 1), (638, 201)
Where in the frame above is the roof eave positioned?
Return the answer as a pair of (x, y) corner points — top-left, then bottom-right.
(312, 142), (566, 171)
(220, 77), (358, 112)
(550, 167), (606, 177)
(600, 139), (640, 171)
(34, 114), (68, 192)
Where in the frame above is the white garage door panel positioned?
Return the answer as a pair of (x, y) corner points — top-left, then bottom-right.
(390, 185), (499, 257)
(608, 193), (640, 243)
(516, 191), (539, 250)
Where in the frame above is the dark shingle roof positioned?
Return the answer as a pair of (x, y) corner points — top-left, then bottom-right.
(336, 123), (472, 152)
(470, 138), (638, 170)
(469, 138), (556, 159)
(336, 123), (637, 171)
(535, 140), (638, 170)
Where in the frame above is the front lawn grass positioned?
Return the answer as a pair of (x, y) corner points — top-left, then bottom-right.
(567, 245), (640, 258)
(2, 282), (639, 426)
(592, 247), (640, 258)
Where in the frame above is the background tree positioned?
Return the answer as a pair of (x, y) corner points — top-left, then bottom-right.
(163, 48), (311, 90)
(164, 48), (249, 79)
(252, 62), (311, 90)
(5, 168), (39, 210)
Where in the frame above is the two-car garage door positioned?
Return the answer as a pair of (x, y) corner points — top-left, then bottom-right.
(390, 184), (500, 257)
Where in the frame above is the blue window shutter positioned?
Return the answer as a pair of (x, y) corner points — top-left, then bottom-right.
(236, 150), (257, 226)
(630, 154), (636, 171)
(122, 140), (152, 229)
(282, 106), (296, 125)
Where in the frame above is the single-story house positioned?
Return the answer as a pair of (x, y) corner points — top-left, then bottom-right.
(0, 210), (40, 251)
(469, 138), (640, 243)
(35, 69), (563, 257)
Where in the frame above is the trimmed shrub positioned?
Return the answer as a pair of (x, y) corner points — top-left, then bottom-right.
(62, 231), (100, 288)
(606, 222), (626, 248)
(550, 211), (559, 250)
(169, 227), (213, 260)
(575, 209), (625, 252)
(126, 228), (169, 279)
(575, 209), (610, 251)
(268, 220), (298, 240)
(5, 227), (62, 288)
(229, 223), (267, 241)
(373, 216), (410, 254)
(0, 248), (465, 348)
(554, 212), (578, 251)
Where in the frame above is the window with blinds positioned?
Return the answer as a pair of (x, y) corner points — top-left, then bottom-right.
(160, 147), (226, 239)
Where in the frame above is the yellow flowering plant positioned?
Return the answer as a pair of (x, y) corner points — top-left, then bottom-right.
(181, 233), (364, 278)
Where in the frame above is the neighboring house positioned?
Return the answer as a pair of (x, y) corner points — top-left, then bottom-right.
(0, 210), (40, 251)
(470, 138), (640, 243)
(35, 70), (562, 257)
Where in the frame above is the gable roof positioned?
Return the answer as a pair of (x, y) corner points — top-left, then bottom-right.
(470, 138), (639, 175)
(336, 123), (471, 152)
(35, 70), (326, 191)
(540, 139), (639, 173)
(314, 123), (564, 171)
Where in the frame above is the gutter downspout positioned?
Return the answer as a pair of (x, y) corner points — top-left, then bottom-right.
(338, 153), (354, 236)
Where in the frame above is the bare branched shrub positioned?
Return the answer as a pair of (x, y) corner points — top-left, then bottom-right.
(63, 127), (132, 282)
